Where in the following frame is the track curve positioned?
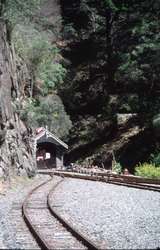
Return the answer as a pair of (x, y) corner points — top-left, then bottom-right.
(50, 170), (160, 192)
(47, 181), (99, 250)
(22, 176), (99, 250)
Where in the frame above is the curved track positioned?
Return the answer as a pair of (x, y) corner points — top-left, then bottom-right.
(38, 169), (160, 192)
(22, 177), (99, 250)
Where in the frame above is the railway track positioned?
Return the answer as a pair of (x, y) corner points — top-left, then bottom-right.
(22, 177), (99, 250)
(37, 169), (160, 192)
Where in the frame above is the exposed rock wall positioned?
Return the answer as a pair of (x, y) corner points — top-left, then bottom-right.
(0, 21), (36, 180)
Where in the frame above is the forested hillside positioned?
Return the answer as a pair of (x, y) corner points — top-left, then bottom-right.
(59, 0), (160, 173)
(0, 0), (160, 179)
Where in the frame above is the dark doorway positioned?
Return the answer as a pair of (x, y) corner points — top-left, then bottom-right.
(36, 142), (57, 169)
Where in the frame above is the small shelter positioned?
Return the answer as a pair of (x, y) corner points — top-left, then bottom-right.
(35, 127), (68, 169)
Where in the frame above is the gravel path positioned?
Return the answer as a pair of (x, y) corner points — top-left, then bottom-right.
(52, 178), (160, 249)
(0, 174), (59, 249)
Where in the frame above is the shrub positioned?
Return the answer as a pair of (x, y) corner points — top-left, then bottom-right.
(12, 24), (52, 69)
(150, 152), (160, 167)
(3, 0), (41, 27)
(135, 163), (160, 179)
(20, 95), (72, 139)
(13, 24), (66, 95)
(37, 62), (66, 94)
(113, 161), (122, 174)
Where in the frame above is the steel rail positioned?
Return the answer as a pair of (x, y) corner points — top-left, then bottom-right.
(22, 177), (54, 250)
(52, 171), (160, 192)
(47, 183), (99, 250)
(106, 179), (160, 192)
(22, 176), (100, 250)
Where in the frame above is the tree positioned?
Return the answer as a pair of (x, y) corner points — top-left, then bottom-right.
(21, 95), (72, 139)
(1, 0), (40, 25)
(0, 0), (41, 42)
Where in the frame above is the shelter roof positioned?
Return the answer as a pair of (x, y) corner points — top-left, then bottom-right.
(35, 127), (68, 150)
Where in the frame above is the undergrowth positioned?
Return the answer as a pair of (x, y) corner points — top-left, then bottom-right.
(135, 163), (160, 179)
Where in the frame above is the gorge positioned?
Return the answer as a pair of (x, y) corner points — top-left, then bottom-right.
(0, 0), (160, 179)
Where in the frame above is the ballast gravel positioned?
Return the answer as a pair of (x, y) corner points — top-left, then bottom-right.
(0, 174), (55, 249)
(52, 178), (160, 249)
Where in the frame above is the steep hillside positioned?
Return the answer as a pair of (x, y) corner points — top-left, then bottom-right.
(0, 0), (159, 178)
(59, 0), (160, 171)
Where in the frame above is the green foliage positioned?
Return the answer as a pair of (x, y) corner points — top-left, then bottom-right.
(150, 152), (160, 167)
(63, 23), (78, 40)
(103, 0), (118, 11)
(103, 0), (130, 13)
(10, 1), (69, 140)
(117, 18), (160, 92)
(113, 161), (122, 174)
(21, 96), (72, 139)
(135, 163), (160, 179)
(37, 62), (66, 94)
(54, 0), (160, 165)
(13, 24), (66, 94)
(13, 24), (50, 67)
(2, 0), (41, 26)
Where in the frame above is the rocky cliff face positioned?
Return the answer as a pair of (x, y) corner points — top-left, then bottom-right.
(0, 21), (36, 180)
